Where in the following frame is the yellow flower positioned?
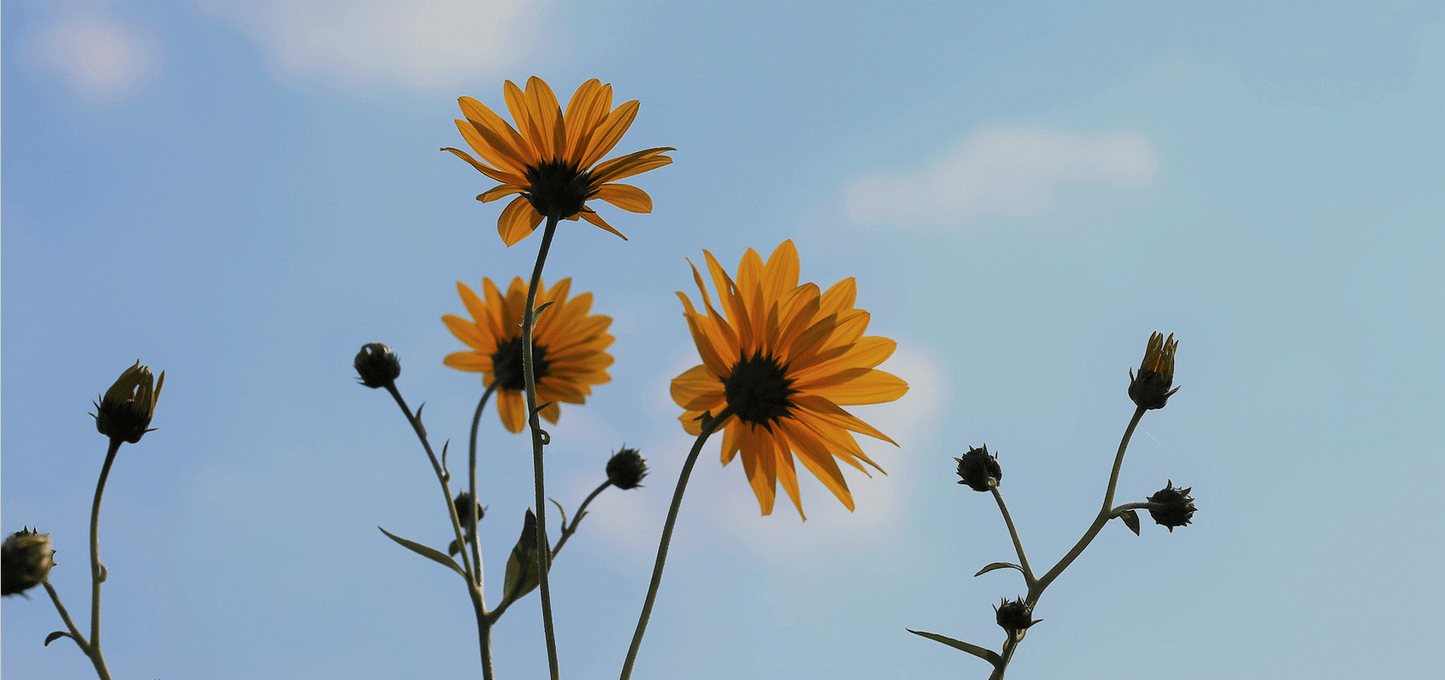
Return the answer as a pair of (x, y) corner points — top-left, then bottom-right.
(444, 77), (674, 247)
(443, 277), (614, 433)
(670, 241), (908, 519)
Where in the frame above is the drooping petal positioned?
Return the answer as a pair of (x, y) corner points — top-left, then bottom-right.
(498, 196), (544, 246)
(592, 183), (653, 213)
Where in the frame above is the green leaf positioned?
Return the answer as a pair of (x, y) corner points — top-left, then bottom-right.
(974, 561), (1025, 578)
(44, 631), (73, 647)
(1119, 509), (1141, 536)
(378, 526), (466, 578)
(502, 509), (542, 602)
(907, 629), (1001, 665)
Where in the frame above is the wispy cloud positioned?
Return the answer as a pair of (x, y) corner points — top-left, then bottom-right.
(198, 0), (552, 91)
(846, 126), (1158, 227)
(25, 11), (162, 104)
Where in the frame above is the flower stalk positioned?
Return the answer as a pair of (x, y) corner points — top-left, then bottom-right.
(620, 406), (733, 680)
(521, 211), (563, 680)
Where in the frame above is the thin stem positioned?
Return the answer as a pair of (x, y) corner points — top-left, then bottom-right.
(468, 385), (497, 589)
(551, 481), (611, 559)
(468, 384), (497, 680)
(1031, 405), (1146, 595)
(620, 407), (733, 680)
(85, 438), (121, 680)
(989, 486), (1036, 587)
(986, 405), (1148, 680)
(383, 383), (476, 584)
(42, 579), (90, 652)
(522, 212), (563, 680)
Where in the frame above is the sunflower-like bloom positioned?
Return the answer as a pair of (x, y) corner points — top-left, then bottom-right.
(670, 241), (909, 519)
(443, 277), (615, 433)
(444, 77), (674, 247)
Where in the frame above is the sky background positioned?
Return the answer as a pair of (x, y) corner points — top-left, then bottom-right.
(4, 1), (1444, 678)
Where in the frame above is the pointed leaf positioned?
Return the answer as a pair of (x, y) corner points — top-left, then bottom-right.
(503, 509), (542, 602)
(378, 526), (466, 578)
(1119, 509), (1141, 536)
(44, 631), (74, 647)
(907, 629), (1001, 665)
(974, 561), (1025, 578)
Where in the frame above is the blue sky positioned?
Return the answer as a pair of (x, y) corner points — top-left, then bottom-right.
(4, 1), (1443, 678)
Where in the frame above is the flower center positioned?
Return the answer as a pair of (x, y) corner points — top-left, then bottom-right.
(723, 351), (796, 428)
(525, 160), (591, 218)
(491, 336), (550, 392)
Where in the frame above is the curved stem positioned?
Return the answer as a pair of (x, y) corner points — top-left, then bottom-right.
(522, 212), (563, 680)
(987, 406), (1148, 680)
(552, 481), (611, 559)
(383, 384), (476, 584)
(468, 384), (497, 680)
(1031, 405), (1146, 595)
(85, 438), (121, 680)
(989, 487), (1036, 587)
(468, 385), (497, 588)
(620, 407), (733, 680)
(42, 579), (91, 652)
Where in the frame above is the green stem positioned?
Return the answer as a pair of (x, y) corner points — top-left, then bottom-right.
(989, 486), (1036, 587)
(620, 407), (733, 680)
(42, 579), (91, 653)
(468, 385), (497, 587)
(522, 212), (563, 680)
(986, 405), (1148, 680)
(1031, 405), (1146, 595)
(85, 438), (121, 680)
(551, 481), (611, 559)
(468, 385), (497, 680)
(383, 384), (477, 586)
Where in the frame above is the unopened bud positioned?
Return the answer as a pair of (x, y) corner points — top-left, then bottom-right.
(2, 528), (56, 597)
(354, 343), (401, 389)
(954, 445), (1002, 492)
(606, 447), (649, 490)
(93, 361), (164, 443)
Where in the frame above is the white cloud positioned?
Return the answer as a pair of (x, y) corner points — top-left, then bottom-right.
(26, 12), (162, 104)
(846, 125), (1158, 227)
(197, 0), (551, 91)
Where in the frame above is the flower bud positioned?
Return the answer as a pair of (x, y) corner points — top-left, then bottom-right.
(994, 597), (1041, 642)
(606, 447), (649, 490)
(93, 361), (164, 443)
(454, 491), (485, 526)
(1129, 332), (1179, 410)
(354, 343), (401, 389)
(2, 528), (56, 597)
(1146, 480), (1196, 532)
(448, 491), (486, 556)
(954, 445), (1002, 492)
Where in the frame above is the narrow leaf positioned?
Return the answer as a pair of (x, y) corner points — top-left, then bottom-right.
(44, 631), (74, 646)
(907, 629), (1001, 665)
(1119, 509), (1141, 536)
(378, 526), (466, 578)
(974, 561), (1025, 578)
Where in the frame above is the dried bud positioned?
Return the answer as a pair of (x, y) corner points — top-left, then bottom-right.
(954, 445), (1002, 492)
(994, 597), (1041, 642)
(606, 447), (649, 490)
(2, 528), (56, 597)
(1146, 480), (1196, 532)
(93, 361), (165, 443)
(1129, 332), (1179, 410)
(354, 343), (401, 389)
